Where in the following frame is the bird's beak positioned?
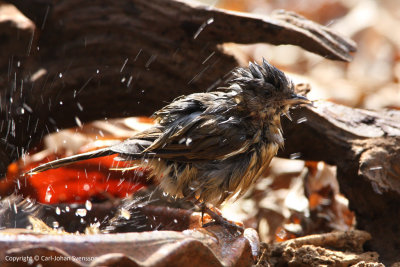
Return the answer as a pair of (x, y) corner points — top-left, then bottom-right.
(284, 93), (311, 106)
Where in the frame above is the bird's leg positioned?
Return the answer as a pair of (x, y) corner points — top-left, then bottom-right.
(189, 197), (206, 225)
(188, 197), (243, 234)
(202, 205), (244, 234)
(193, 199), (206, 226)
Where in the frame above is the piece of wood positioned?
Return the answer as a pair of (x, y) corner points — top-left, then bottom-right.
(278, 101), (400, 264)
(263, 230), (378, 266)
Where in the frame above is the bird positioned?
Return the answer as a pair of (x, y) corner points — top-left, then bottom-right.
(27, 59), (309, 231)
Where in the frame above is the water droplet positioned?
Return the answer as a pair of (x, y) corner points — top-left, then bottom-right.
(83, 184), (90, 191)
(202, 51), (215, 64)
(90, 221), (100, 229)
(193, 17), (214, 39)
(75, 208), (87, 217)
(59, 101), (63, 105)
(127, 76), (133, 87)
(66, 206), (70, 212)
(120, 58), (128, 72)
(369, 166), (383, 170)
(52, 221), (59, 228)
(276, 228), (287, 240)
(85, 200), (92, 211)
(23, 103), (33, 113)
(290, 152), (301, 159)
(45, 186), (52, 203)
(297, 117), (307, 124)
(120, 208), (131, 220)
(189, 185), (197, 191)
(96, 69), (100, 74)
(145, 54), (157, 68)
(16, 107), (25, 115)
(55, 207), (61, 215)
(185, 138), (192, 146)
(75, 116), (82, 128)
(45, 192), (52, 203)
(77, 102), (83, 111)
(58, 73), (62, 78)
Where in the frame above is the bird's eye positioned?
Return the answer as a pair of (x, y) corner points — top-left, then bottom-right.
(263, 83), (276, 96)
(262, 87), (272, 95)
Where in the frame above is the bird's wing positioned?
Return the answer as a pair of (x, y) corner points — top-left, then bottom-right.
(111, 113), (254, 162)
(111, 92), (255, 162)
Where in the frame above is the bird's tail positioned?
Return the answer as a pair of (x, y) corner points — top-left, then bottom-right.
(25, 148), (116, 175)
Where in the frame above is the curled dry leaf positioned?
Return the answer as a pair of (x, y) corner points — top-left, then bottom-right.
(0, 226), (258, 267)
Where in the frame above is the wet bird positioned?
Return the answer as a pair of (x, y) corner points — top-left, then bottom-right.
(27, 59), (309, 230)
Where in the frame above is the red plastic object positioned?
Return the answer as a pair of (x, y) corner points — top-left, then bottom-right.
(5, 154), (150, 204)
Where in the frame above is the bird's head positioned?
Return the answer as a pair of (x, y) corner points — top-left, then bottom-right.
(229, 59), (310, 119)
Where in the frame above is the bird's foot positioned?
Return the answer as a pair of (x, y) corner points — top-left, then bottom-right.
(202, 206), (244, 235)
